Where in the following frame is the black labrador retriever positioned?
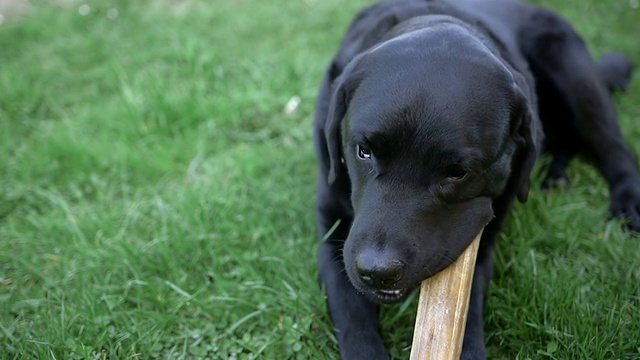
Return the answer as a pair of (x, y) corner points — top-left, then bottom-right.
(313, 0), (637, 358)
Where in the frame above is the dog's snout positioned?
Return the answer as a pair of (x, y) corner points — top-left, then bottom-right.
(355, 252), (405, 289)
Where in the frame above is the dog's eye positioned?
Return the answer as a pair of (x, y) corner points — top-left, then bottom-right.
(446, 166), (468, 181)
(357, 144), (372, 160)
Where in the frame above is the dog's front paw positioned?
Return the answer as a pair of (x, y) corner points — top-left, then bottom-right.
(540, 155), (571, 191)
(609, 182), (640, 231)
(541, 174), (570, 191)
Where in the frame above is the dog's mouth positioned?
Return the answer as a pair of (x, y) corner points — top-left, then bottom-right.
(370, 288), (410, 304)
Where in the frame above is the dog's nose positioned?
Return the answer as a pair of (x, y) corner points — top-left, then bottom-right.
(355, 254), (404, 289)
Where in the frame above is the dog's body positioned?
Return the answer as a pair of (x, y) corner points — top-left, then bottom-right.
(313, 0), (638, 358)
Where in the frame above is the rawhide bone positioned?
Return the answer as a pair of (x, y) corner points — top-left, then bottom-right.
(409, 229), (483, 360)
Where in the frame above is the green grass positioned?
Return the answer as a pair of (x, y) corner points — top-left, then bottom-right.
(0, 0), (639, 359)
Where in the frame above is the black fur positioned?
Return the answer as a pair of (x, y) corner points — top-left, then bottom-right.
(313, 0), (637, 358)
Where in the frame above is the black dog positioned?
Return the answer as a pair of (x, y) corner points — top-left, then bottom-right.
(313, 0), (638, 358)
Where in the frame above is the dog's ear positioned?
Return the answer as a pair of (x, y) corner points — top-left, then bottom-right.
(324, 60), (365, 185)
(511, 83), (539, 203)
(324, 78), (348, 185)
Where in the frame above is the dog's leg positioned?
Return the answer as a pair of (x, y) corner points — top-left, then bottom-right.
(460, 194), (513, 360)
(459, 170), (533, 358)
(525, 13), (640, 229)
(316, 182), (388, 360)
(319, 240), (388, 359)
(538, 52), (633, 191)
(461, 246), (492, 360)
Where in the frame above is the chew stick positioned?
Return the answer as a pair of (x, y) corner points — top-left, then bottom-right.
(409, 230), (483, 360)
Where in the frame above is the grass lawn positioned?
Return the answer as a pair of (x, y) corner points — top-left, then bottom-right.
(1, 0), (639, 359)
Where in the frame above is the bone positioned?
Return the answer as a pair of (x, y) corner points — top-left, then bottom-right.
(409, 230), (483, 360)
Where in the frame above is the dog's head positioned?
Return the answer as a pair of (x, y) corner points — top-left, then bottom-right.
(322, 18), (538, 303)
